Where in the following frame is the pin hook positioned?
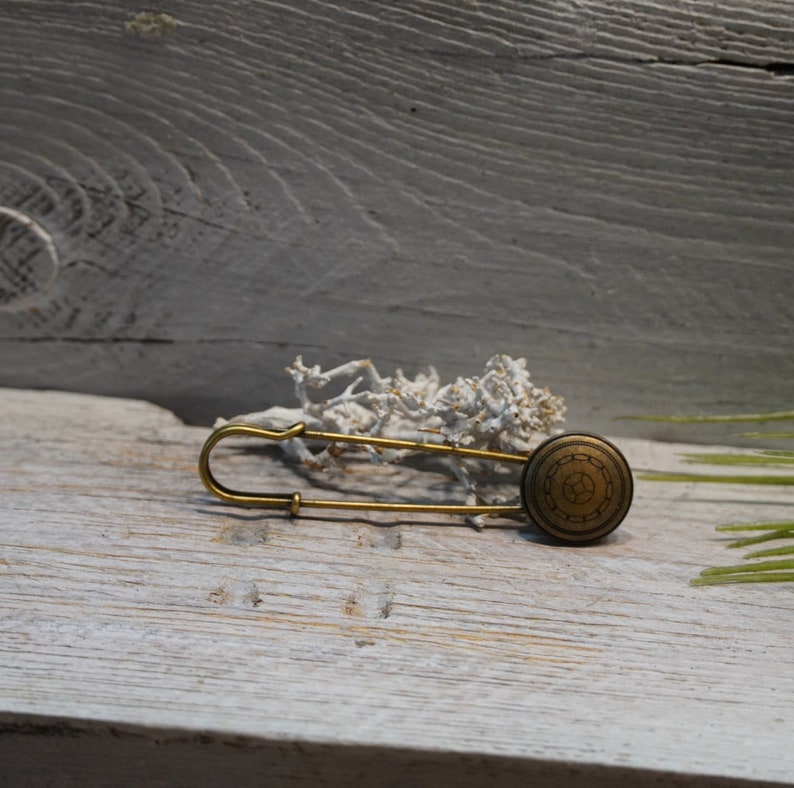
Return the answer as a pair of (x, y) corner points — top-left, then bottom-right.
(198, 422), (633, 543)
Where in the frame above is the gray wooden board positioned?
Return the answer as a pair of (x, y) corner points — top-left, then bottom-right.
(0, 3), (792, 440)
(0, 388), (793, 785)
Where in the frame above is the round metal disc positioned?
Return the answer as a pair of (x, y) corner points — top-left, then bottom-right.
(520, 433), (633, 543)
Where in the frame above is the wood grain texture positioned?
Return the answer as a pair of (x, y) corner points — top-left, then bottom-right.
(1, 388), (793, 786)
(0, 2), (791, 441)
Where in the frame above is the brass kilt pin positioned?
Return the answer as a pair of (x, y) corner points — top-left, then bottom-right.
(199, 423), (633, 543)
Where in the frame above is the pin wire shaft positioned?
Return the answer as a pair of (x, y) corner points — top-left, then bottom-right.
(198, 421), (526, 516)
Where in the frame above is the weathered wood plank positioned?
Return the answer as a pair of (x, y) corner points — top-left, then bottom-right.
(0, 388), (792, 785)
(0, 3), (791, 438)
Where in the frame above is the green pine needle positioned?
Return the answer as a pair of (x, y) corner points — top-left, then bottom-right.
(680, 452), (794, 467)
(700, 558), (794, 576)
(737, 432), (794, 439)
(692, 571), (794, 586)
(745, 544), (794, 559)
(712, 522), (794, 549)
(727, 532), (794, 549)
(700, 522), (794, 581)
(628, 409), (792, 585)
(639, 472), (794, 485)
(715, 521), (794, 531)
(620, 410), (794, 424)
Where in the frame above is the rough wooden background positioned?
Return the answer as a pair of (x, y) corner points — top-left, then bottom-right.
(0, 2), (792, 438)
(2, 388), (794, 786)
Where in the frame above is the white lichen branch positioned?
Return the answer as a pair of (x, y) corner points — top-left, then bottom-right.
(219, 354), (566, 526)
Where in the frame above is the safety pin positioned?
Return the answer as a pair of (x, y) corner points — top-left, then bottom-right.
(198, 422), (633, 543)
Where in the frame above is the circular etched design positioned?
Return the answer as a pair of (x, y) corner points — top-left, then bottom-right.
(562, 471), (596, 504)
(520, 433), (632, 543)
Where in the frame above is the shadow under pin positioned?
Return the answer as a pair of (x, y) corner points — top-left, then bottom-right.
(199, 422), (633, 544)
